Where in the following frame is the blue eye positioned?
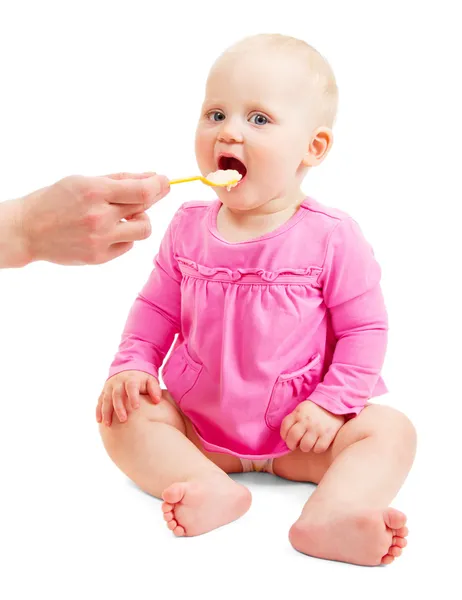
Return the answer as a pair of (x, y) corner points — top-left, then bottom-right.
(208, 111), (225, 122)
(249, 114), (268, 126)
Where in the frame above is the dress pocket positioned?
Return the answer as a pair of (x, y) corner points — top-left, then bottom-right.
(265, 354), (322, 430)
(162, 344), (203, 406)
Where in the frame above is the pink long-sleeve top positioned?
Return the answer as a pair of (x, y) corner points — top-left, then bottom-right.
(109, 197), (388, 459)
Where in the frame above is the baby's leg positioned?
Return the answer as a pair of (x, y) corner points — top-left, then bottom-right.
(99, 391), (251, 537)
(273, 404), (417, 566)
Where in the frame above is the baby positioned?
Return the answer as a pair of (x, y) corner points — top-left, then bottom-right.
(96, 34), (417, 567)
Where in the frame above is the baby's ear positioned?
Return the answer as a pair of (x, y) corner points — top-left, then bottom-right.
(303, 127), (333, 167)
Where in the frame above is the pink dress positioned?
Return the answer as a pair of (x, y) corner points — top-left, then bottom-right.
(109, 198), (388, 459)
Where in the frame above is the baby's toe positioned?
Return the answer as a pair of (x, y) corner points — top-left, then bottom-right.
(394, 526), (409, 538)
(392, 536), (407, 548)
(383, 508), (407, 531)
(162, 482), (186, 505)
(167, 519), (178, 531)
(163, 511), (174, 522)
(173, 525), (185, 537)
(162, 501), (174, 513)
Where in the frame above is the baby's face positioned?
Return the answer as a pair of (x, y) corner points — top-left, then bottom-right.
(195, 47), (320, 211)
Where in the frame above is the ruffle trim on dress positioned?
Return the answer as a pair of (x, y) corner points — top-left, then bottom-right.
(176, 256), (322, 284)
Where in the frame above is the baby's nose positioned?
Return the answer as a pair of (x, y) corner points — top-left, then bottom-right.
(218, 119), (244, 143)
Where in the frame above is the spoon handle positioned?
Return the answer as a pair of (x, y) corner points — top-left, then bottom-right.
(169, 176), (202, 185)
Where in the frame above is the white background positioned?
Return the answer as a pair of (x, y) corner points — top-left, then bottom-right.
(1, 1), (461, 598)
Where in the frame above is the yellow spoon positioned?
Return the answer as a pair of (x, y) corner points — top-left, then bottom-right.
(170, 175), (238, 187)
(169, 169), (242, 190)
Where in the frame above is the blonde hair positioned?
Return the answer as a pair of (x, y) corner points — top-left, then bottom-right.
(218, 33), (338, 129)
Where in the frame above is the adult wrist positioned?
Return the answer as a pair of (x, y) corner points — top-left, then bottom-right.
(0, 197), (33, 268)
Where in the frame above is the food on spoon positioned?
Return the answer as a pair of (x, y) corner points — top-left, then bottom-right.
(206, 169), (242, 191)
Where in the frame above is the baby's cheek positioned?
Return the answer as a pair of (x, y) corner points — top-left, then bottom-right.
(256, 150), (292, 190)
(194, 130), (214, 171)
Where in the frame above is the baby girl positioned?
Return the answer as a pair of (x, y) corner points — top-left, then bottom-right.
(96, 33), (417, 567)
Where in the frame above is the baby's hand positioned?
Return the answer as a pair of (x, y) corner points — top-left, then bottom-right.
(96, 370), (162, 427)
(280, 400), (346, 454)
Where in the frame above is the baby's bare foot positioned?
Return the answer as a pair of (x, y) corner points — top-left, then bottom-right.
(161, 473), (252, 537)
(289, 506), (408, 566)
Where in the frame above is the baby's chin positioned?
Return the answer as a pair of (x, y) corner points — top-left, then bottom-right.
(216, 189), (265, 213)
(216, 185), (295, 214)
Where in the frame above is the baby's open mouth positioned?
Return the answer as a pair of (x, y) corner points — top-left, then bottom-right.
(218, 155), (247, 179)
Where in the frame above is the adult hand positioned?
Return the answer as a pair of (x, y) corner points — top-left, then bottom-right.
(0, 171), (170, 267)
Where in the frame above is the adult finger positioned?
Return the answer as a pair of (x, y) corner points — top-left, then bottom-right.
(103, 172), (157, 180)
(112, 212), (151, 243)
(285, 422), (306, 451)
(299, 430), (318, 453)
(112, 203), (153, 220)
(102, 242), (135, 263)
(112, 383), (128, 423)
(125, 379), (140, 410)
(106, 174), (170, 206)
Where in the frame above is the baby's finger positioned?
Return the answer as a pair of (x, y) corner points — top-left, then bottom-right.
(299, 430), (318, 453)
(102, 391), (114, 427)
(280, 412), (296, 441)
(96, 396), (103, 423)
(312, 433), (333, 454)
(147, 378), (162, 403)
(285, 422), (306, 451)
(96, 393), (103, 423)
(112, 383), (128, 423)
(125, 380), (140, 410)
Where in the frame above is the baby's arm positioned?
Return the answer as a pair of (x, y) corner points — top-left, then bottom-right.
(310, 217), (388, 417)
(108, 208), (183, 384)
